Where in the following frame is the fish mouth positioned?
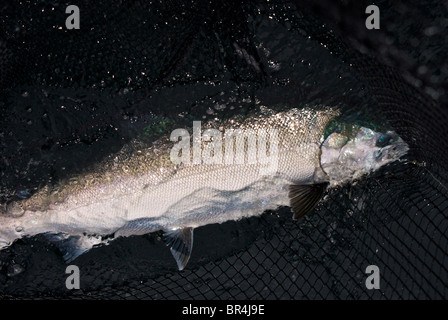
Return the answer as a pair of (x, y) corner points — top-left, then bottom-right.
(374, 136), (409, 163)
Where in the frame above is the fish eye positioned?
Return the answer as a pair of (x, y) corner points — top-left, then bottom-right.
(376, 134), (393, 148)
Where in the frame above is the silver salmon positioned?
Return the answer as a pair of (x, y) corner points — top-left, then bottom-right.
(0, 106), (408, 270)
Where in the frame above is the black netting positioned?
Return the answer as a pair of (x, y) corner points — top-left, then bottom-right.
(0, 0), (447, 299)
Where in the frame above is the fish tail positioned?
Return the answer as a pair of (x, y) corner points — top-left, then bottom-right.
(0, 227), (17, 250)
(0, 214), (22, 250)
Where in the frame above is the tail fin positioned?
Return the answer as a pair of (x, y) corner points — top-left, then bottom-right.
(0, 227), (17, 250)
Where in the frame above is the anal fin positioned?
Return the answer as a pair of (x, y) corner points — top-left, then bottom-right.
(288, 183), (328, 220)
(45, 233), (103, 263)
(164, 227), (194, 271)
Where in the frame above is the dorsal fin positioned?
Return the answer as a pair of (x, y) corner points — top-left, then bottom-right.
(164, 227), (194, 271)
(288, 183), (328, 220)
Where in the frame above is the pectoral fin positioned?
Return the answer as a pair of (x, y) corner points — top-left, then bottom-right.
(288, 183), (328, 220)
(164, 227), (194, 271)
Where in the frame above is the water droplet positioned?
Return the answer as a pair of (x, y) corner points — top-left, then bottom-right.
(7, 264), (24, 277)
(15, 226), (23, 232)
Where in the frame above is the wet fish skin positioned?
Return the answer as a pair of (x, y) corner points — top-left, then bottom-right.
(0, 106), (408, 270)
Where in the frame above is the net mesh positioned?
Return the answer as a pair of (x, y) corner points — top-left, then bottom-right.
(0, 0), (447, 299)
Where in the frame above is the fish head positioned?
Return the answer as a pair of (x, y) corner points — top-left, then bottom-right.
(320, 123), (409, 185)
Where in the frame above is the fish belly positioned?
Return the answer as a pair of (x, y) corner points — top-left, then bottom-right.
(15, 160), (315, 241)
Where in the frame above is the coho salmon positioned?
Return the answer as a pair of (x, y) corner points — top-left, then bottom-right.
(0, 106), (409, 270)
